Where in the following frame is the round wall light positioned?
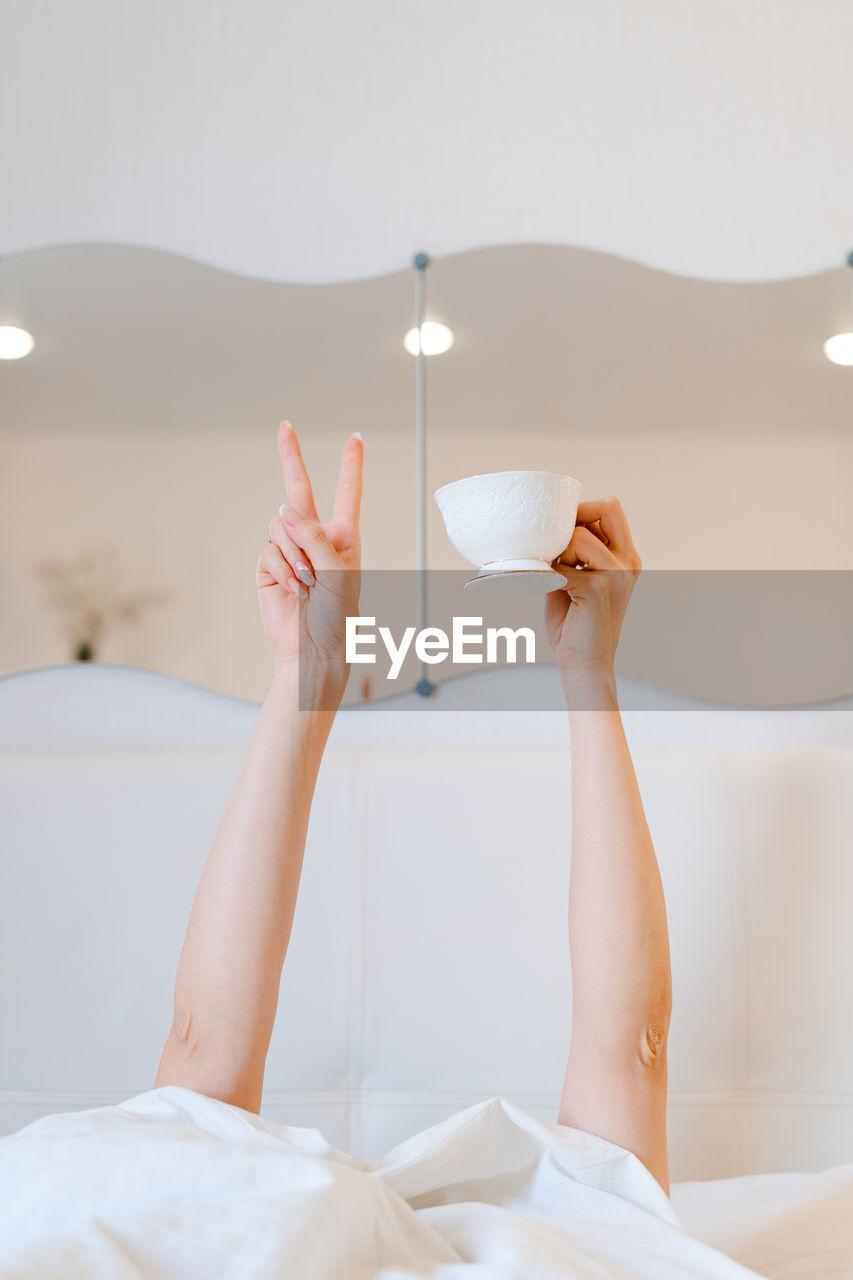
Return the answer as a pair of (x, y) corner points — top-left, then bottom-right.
(823, 332), (853, 366)
(0, 325), (35, 360)
(403, 321), (454, 356)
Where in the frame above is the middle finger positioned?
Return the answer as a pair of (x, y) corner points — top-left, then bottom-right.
(581, 518), (609, 546)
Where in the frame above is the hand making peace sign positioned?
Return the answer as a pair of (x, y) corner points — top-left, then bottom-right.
(257, 422), (363, 694)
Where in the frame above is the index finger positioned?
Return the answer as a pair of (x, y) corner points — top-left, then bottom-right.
(332, 432), (364, 528)
(278, 422), (319, 521)
(574, 497), (634, 557)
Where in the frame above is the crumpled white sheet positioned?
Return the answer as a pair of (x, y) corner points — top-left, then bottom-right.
(670, 1162), (853, 1279)
(0, 1087), (819, 1278)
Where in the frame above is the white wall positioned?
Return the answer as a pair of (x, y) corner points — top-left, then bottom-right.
(4, 0), (853, 282)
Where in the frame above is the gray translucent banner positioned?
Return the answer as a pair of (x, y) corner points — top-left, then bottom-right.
(297, 570), (853, 711)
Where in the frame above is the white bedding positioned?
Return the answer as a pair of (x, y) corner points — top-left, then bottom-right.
(670, 1164), (853, 1279)
(3, 1088), (851, 1278)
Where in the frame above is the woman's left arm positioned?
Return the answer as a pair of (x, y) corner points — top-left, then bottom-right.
(546, 499), (673, 1197)
(154, 424), (362, 1114)
(546, 505), (672, 1060)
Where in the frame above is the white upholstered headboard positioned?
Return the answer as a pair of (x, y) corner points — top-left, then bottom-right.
(2, 663), (852, 1184)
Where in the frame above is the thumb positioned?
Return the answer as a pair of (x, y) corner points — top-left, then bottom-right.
(551, 564), (596, 599)
(544, 585), (570, 631)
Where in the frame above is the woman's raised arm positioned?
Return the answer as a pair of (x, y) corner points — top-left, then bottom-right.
(154, 423), (363, 1115)
(545, 499), (674, 1197)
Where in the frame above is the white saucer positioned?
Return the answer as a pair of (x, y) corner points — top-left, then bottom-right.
(463, 566), (567, 597)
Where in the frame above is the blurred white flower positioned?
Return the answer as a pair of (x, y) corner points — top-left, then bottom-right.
(34, 543), (173, 661)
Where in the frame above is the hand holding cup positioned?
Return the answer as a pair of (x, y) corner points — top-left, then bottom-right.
(545, 496), (643, 682)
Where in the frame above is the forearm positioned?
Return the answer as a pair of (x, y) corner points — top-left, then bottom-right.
(564, 669), (673, 1056)
(166, 663), (339, 1055)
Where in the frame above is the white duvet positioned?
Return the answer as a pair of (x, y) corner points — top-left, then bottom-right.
(1, 1087), (851, 1279)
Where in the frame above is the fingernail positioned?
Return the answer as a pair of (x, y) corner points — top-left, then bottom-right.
(279, 504), (297, 522)
(351, 431), (362, 441)
(296, 564), (315, 586)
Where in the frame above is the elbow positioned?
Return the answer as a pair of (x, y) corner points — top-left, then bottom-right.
(170, 1007), (202, 1057)
(635, 1004), (671, 1073)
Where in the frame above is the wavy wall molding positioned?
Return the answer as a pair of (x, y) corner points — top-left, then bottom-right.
(1, 241), (850, 439)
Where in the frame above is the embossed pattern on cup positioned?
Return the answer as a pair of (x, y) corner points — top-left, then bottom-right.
(434, 470), (584, 568)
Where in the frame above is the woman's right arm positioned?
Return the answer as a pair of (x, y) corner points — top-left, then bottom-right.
(154, 424), (362, 1114)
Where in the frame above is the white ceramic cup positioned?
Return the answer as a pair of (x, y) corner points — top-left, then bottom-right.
(434, 470), (584, 576)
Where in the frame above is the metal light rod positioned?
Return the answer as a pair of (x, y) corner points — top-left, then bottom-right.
(413, 251), (433, 697)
